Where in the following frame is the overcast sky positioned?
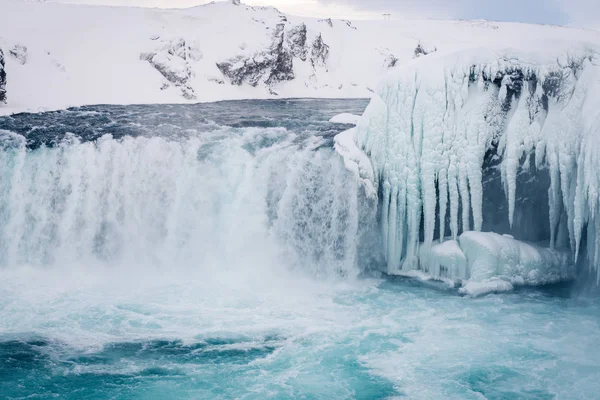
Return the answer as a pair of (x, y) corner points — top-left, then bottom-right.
(53, 0), (600, 29)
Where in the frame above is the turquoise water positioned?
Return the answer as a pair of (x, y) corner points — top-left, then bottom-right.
(1, 273), (599, 399)
(0, 100), (599, 399)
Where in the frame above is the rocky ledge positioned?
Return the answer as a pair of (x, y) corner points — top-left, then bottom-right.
(217, 22), (330, 89)
(0, 48), (6, 103)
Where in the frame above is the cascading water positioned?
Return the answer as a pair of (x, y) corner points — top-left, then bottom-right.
(1, 100), (599, 399)
(0, 101), (377, 278)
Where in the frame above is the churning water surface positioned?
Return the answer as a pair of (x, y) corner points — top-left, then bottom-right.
(0, 99), (599, 399)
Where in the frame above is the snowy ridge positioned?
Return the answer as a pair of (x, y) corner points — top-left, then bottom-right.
(345, 45), (600, 285)
(1, 0), (600, 114)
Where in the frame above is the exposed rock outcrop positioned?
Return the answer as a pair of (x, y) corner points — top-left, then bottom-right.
(218, 22), (325, 88)
(9, 44), (27, 65)
(140, 38), (201, 99)
(319, 18), (333, 28)
(384, 54), (398, 68)
(310, 34), (329, 69)
(287, 23), (307, 61)
(0, 49), (6, 103)
(266, 24), (295, 85)
(377, 47), (399, 69)
(413, 42), (437, 58)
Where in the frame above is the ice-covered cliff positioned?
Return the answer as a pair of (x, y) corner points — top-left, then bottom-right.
(338, 43), (600, 292)
(1, 0), (599, 114)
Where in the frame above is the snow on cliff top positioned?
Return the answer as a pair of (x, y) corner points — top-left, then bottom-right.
(0, 0), (599, 114)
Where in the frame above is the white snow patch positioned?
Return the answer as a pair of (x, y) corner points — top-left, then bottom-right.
(459, 278), (514, 297)
(329, 113), (361, 124)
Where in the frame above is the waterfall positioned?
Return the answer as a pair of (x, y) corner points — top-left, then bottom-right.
(0, 121), (377, 278)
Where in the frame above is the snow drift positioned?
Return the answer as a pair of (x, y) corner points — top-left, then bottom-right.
(340, 44), (600, 290)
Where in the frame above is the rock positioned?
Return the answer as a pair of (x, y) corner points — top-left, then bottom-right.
(9, 44), (28, 65)
(376, 47), (398, 68)
(342, 20), (357, 30)
(287, 23), (307, 61)
(141, 37), (201, 100)
(217, 23), (309, 88)
(217, 23), (330, 90)
(0, 49), (6, 103)
(218, 55), (269, 87)
(384, 54), (398, 68)
(319, 18), (333, 28)
(266, 23), (295, 85)
(414, 42), (437, 58)
(310, 34), (329, 69)
(208, 76), (225, 84)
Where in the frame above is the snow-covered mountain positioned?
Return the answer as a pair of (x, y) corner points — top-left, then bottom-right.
(1, 0), (599, 114)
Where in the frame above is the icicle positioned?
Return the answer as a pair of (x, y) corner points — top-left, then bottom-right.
(350, 49), (600, 280)
(448, 161), (460, 240)
(458, 165), (471, 233)
(437, 168), (448, 242)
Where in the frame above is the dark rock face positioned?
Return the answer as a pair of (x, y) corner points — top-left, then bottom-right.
(217, 21), (331, 90)
(287, 23), (307, 61)
(217, 55), (272, 87)
(218, 23), (323, 88)
(266, 24), (295, 85)
(310, 34), (329, 69)
(0, 49), (6, 103)
(140, 38), (200, 100)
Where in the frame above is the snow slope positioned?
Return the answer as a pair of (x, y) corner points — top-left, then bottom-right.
(1, 0), (599, 114)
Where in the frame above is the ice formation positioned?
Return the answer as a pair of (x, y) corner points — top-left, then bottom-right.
(344, 45), (600, 286)
(418, 232), (574, 296)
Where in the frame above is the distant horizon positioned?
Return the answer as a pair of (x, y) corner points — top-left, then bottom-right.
(39, 0), (599, 30)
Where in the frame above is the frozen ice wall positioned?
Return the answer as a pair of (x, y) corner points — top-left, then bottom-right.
(346, 44), (600, 283)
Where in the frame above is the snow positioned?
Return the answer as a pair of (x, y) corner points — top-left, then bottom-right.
(348, 42), (600, 283)
(1, 0), (599, 114)
(329, 113), (361, 124)
(459, 279), (514, 298)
